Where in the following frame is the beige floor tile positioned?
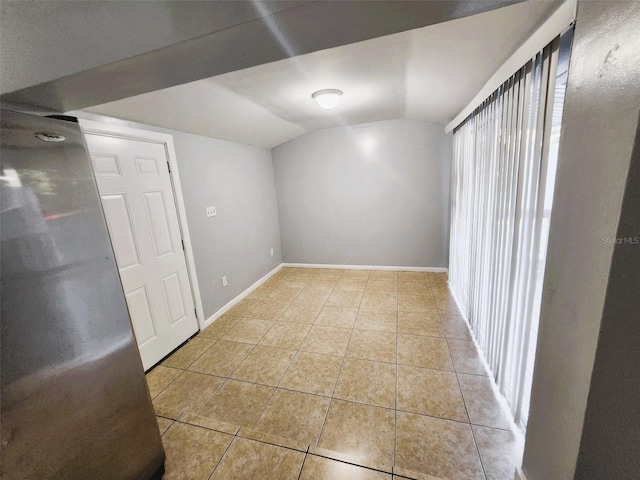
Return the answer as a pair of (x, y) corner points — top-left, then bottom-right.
(326, 289), (364, 308)
(318, 399), (395, 472)
(429, 272), (448, 283)
(162, 337), (215, 369)
(227, 298), (261, 317)
(365, 279), (398, 292)
(360, 291), (398, 311)
(398, 294), (437, 314)
(179, 413), (239, 436)
(441, 315), (472, 341)
(156, 416), (174, 435)
(396, 411), (484, 480)
(346, 329), (396, 363)
(448, 339), (488, 375)
(231, 345), (296, 386)
(146, 366), (182, 398)
(259, 322), (311, 350)
(397, 365), (468, 422)
(472, 425), (524, 480)
(245, 284), (275, 300)
(198, 315), (240, 340)
(285, 267), (317, 276)
(315, 268), (345, 278)
(237, 427), (308, 452)
(162, 422), (233, 480)
(341, 270), (370, 279)
(397, 334), (453, 371)
(397, 312), (444, 337)
(458, 374), (513, 430)
(280, 278), (312, 289)
(436, 297), (462, 315)
(151, 270), (516, 480)
(279, 351), (343, 396)
(315, 306), (358, 328)
(300, 325), (352, 356)
(261, 277), (284, 290)
(253, 389), (330, 444)
(210, 437), (304, 480)
(155, 404), (183, 420)
(188, 340), (253, 377)
(368, 271), (397, 281)
(335, 278), (367, 291)
(154, 371), (225, 415)
(397, 281), (432, 296)
(198, 379), (274, 428)
(307, 277), (339, 289)
(299, 454), (391, 479)
(279, 303), (323, 324)
(267, 286), (303, 302)
(294, 287), (333, 306)
(397, 271), (430, 284)
(250, 300), (292, 320)
(221, 318), (275, 344)
(354, 309), (397, 333)
(432, 289), (455, 301)
(334, 358), (396, 408)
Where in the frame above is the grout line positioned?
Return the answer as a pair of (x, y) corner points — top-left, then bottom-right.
(316, 272), (361, 448)
(149, 368), (186, 401)
(296, 448), (309, 480)
(306, 450), (395, 476)
(448, 334), (488, 479)
(249, 268), (321, 430)
(247, 374), (280, 430)
(394, 275), (399, 469)
(206, 428), (238, 480)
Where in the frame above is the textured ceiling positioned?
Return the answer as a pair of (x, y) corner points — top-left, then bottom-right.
(87, 1), (559, 148)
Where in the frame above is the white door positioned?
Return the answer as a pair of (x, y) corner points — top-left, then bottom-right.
(84, 133), (198, 370)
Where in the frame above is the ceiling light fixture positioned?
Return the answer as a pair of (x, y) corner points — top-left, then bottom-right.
(312, 89), (343, 110)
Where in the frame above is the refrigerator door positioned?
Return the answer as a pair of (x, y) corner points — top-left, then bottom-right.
(0, 110), (165, 480)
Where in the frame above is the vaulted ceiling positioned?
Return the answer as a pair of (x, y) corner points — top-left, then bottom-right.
(87, 1), (558, 148)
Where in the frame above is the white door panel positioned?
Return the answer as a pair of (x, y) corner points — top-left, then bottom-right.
(85, 134), (198, 370)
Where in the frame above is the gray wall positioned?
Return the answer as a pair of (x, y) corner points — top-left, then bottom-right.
(170, 132), (283, 319)
(75, 112), (282, 320)
(272, 119), (451, 268)
(522, 1), (640, 479)
(575, 111), (640, 480)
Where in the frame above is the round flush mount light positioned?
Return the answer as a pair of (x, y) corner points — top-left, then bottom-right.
(311, 89), (343, 110)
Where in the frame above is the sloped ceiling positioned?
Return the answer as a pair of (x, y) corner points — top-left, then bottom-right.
(87, 0), (559, 148)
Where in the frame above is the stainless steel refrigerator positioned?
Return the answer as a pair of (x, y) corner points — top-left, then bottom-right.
(1, 110), (165, 479)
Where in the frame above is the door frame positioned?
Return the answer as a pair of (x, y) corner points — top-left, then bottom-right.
(79, 119), (206, 330)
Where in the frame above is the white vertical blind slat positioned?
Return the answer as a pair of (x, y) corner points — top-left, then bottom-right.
(449, 37), (563, 431)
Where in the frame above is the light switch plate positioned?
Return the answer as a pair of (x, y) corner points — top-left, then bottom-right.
(206, 206), (217, 217)
(221, 275), (228, 287)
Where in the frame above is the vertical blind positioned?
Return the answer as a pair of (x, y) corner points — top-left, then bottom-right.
(449, 32), (570, 431)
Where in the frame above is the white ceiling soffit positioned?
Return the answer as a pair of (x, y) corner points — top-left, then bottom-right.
(87, 1), (560, 149)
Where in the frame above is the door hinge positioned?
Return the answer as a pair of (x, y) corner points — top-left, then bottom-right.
(181, 239), (185, 250)
(194, 308), (198, 319)
(166, 160), (171, 173)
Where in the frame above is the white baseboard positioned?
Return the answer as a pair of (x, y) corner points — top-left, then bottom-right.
(282, 262), (448, 273)
(201, 264), (283, 329)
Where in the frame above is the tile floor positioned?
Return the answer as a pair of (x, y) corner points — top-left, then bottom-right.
(146, 268), (524, 480)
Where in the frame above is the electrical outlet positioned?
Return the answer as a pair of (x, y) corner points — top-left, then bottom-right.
(206, 206), (217, 217)
(221, 275), (228, 287)
(270, 248), (274, 257)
